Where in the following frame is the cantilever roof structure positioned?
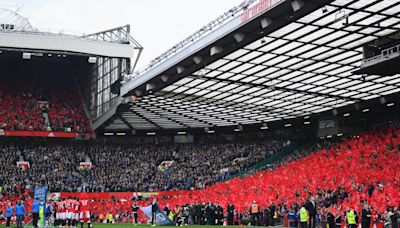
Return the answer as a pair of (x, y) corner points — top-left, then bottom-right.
(105, 0), (400, 131)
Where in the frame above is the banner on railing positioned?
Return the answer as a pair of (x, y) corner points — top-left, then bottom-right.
(79, 162), (92, 170)
(37, 101), (49, 110)
(17, 161), (30, 171)
(0, 130), (94, 139)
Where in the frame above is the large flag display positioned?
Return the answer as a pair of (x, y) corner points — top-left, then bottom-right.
(140, 205), (175, 226)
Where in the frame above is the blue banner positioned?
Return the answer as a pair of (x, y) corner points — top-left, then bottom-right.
(140, 205), (175, 226)
(34, 186), (48, 226)
(34, 186), (48, 201)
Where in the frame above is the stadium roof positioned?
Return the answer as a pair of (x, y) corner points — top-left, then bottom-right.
(104, 0), (400, 131)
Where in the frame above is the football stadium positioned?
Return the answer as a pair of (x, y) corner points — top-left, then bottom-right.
(0, 0), (400, 228)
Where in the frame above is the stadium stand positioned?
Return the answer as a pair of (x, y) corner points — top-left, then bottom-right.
(1, 0), (400, 226)
(0, 138), (286, 193)
(155, 125), (400, 216)
(0, 72), (91, 133)
(1, 125), (398, 225)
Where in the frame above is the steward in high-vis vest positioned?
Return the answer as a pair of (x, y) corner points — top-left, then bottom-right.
(299, 206), (308, 228)
(249, 201), (261, 226)
(109, 213), (114, 224)
(274, 210), (278, 219)
(346, 209), (358, 228)
(168, 211), (174, 221)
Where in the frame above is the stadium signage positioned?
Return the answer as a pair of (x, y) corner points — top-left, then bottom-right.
(0, 130), (94, 139)
(240, 0), (281, 23)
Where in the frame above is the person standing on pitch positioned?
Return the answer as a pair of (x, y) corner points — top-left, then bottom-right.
(299, 205), (309, 228)
(249, 200), (261, 226)
(205, 202), (213, 225)
(227, 203), (235, 225)
(5, 202), (13, 228)
(163, 204), (170, 218)
(264, 205), (270, 226)
(270, 203), (277, 226)
(16, 200), (25, 228)
(32, 197), (40, 228)
(327, 209), (335, 228)
(151, 198), (157, 226)
(287, 206), (298, 228)
(361, 204), (371, 228)
(132, 203), (139, 225)
(79, 197), (91, 228)
(346, 207), (358, 228)
(306, 197), (317, 228)
(390, 207), (399, 228)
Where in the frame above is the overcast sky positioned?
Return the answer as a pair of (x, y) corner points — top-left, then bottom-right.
(6, 0), (243, 69)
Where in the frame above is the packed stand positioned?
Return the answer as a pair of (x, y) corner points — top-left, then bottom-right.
(1, 126), (400, 226)
(154, 126), (400, 225)
(153, 141), (285, 190)
(0, 73), (91, 133)
(0, 139), (286, 193)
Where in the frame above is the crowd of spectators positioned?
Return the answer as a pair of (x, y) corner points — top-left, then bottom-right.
(0, 138), (286, 194)
(0, 73), (91, 133)
(153, 141), (285, 190)
(0, 125), (399, 226)
(154, 126), (400, 220)
(260, 140), (334, 172)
